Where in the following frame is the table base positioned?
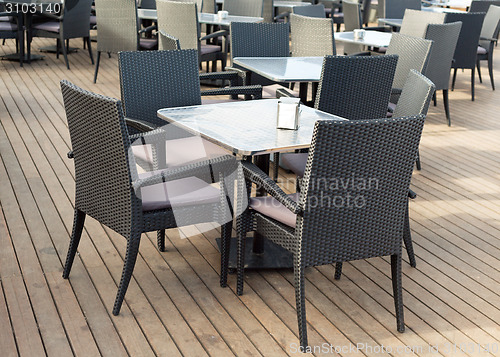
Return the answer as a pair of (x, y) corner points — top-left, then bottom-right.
(1, 53), (44, 62)
(216, 237), (293, 270)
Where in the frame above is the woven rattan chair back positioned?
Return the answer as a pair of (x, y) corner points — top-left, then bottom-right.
(58, 0), (93, 39)
(292, 3), (326, 17)
(424, 22), (462, 90)
(230, 22), (289, 61)
(445, 12), (485, 69)
(139, 0), (157, 9)
(469, 0), (500, 12)
(223, 0), (264, 17)
(378, 0), (420, 19)
(159, 30), (181, 50)
(386, 33), (433, 91)
(95, 0), (139, 53)
(342, 0), (364, 54)
(400, 9), (446, 38)
(361, 0), (372, 26)
(290, 13), (336, 57)
(157, 0), (200, 51)
(60, 80), (138, 237)
(118, 49), (202, 129)
(314, 55), (398, 120)
(203, 0), (217, 13)
(479, 5), (500, 48)
(298, 115), (425, 267)
(393, 70), (436, 118)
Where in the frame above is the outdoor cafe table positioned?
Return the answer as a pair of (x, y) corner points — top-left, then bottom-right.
(334, 31), (392, 49)
(232, 56), (324, 104)
(158, 99), (346, 268)
(137, 9), (263, 25)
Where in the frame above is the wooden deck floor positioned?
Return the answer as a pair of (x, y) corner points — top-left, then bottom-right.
(0, 37), (499, 357)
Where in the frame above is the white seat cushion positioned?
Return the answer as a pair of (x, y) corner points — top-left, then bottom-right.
(250, 192), (299, 228)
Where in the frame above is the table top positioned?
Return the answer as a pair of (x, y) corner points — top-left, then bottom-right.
(334, 31), (392, 48)
(421, 6), (466, 13)
(137, 9), (263, 24)
(233, 57), (324, 82)
(274, 1), (312, 8)
(421, 0), (471, 8)
(378, 18), (403, 27)
(157, 99), (345, 156)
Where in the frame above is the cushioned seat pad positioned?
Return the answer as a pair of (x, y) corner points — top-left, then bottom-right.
(280, 153), (308, 177)
(32, 21), (60, 33)
(477, 46), (487, 55)
(250, 192), (299, 228)
(139, 38), (158, 50)
(140, 173), (220, 211)
(201, 44), (221, 55)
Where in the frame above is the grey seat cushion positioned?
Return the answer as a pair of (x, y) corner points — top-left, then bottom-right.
(201, 44), (221, 55)
(250, 192), (299, 228)
(140, 173), (220, 211)
(280, 152), (308, 177)
(139, 38), (158, 50)
(131, 135), (229, 167)
(32, 21), (60, 33)
(0, 22), (17, 31)
(477, 46), (487, 55)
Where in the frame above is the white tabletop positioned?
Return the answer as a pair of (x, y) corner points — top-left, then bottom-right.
(233, 57), (324, 82)
(335, 31), (392, 48)
(421, 0), (471, 8)
(157, 99), (345, 156)
(137, 9), (263, 24)
(378, 18), (403, 27)
(421, 6), (466, 13)
(274, 1), (312, 8)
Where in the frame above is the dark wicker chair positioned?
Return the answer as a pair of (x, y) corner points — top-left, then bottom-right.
(476, 5), (500, 91)
(469, 0), (500, 12)
(378, 0), (421, 19)
(445, 12), (486, 101)
(423, 22), (462, 125)
(31, 0), (94, 69)
(223, 0), (264, 16)
(231, 114), (426, 348)
(292, 3), (326, 17)
(60, 79), (237, 316)
(0, 8), (23, 65)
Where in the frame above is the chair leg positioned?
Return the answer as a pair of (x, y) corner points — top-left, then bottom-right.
(157, 229), (165, 252)
(62, 209), (86, 278)
(403, 204), (416, 268)
(415, 150), (421, 171)
(93, 51), (101, 83)
(391, 253), (405, 333)
(236, 216), (247, 296)
(432, 91), (437, 106)
(471, 67), (475, 101)
(272, 152), (280, 182)
(219, 221), (232, 288)
(294, 256), (308, 349)
(61, 36), (70, 69)
(476, 59), (482, 83)
(113, 233), (141, 316)
(56, 38), (60, 59)
(86, 37), (94, 65)
(451, 68), (457, 91)
(487, 54), (495, 90)
(443, 89), (450, 126)
(334, 262), (342, 280)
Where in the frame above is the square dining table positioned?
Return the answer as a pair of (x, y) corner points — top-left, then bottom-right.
(334, 31), (393, 49)
(137, 9), (263, 25)
(158, 99), (346, 269)
(232, 56), (325, 104)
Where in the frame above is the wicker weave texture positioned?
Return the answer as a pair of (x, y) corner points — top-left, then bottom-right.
(469, 0), (500, 12)
(479, 5), (500, 48)
(223, 0), (264, 17)
(386, 33), (433, 90)
(290, 13), (336, 57)
(379, 0), (421, 18)
(399, 9), (446, 38)
(292, 4), (326, 17)
(445, 12), (485, 69)
(424, 22), (462, 90)
(158, 30), (181, 51)
(95, 0), (139, 53)
(393, 70), (436, 118)
(314, 55), (398, 120)
(157, 0), (200, 51)
(230, 22), (290, 60)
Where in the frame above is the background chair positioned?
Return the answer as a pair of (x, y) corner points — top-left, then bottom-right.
(399, 9), (446, 38)
(446, 11), (486, 101)
(93, 0), (157, 82)
(60, 80), (235, 317)
(469, 0), (500, 12)
(223, 0), (264, 17)
(292, 3), (326, 17)
(386, 33), (433, 104)
(158, 30), (180, 51)
(0, 8), (23, 65)
(157, 0), (227, 72)
(476, 5), (500, 91)
(378, 0), (421, 19)
(290, 13), (336, 57)
(232, 114), (426, 348)
(423, 22), (462, 125)
(31, 0), (94, 69)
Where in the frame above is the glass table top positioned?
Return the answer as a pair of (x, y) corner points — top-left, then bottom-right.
(334, 31), (393, 48)
(157, 99), (346, 156)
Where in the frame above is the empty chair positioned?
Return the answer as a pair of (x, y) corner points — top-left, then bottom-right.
(386, 33), (433, 104)
(361, 0), (372, 26)
(231, 113), (426, 348)
(93, 0), (157, 82)
(157, 0), (227, 71)
(469, 0), (500, 12)
(423, 22), (462, 125)
(399, 9), (446, 38)
(476, 5), (500, 90)
(158, 30), (180, 51)
(223, 0), (264, 17)
(290, 13), (336, 57)
(31, 0), (94, 69)
(139, 0), (157, 9)
(292, 3), (326, 17)
(203, 0), (217, 13)
(378, 0), (421, 19)
(0, 9), (23, 65)
(60, 79), (235, 316)
(446, 12), (486, 101)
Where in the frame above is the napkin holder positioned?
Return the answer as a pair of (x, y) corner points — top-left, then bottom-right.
(276, 97), (300, 130)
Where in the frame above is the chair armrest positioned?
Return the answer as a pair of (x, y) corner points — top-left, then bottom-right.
(242, 161), (302, 215)
(224, 66), (249, 85)
(201, 85), (262, 99)
(276, 87), (296, 99)
(139, 24), (157, 34)
(200, 70), (240, 87)
(125, 117), (158, 133)
(480, 37), (497, 43)
(132, 154), (235, 190)
(274, 12), (289, 21)
(36, 11), (61, 21)
(200, 29), (228, 41)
